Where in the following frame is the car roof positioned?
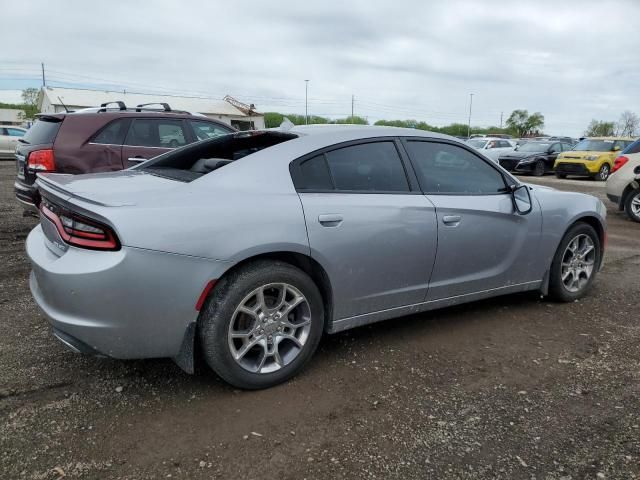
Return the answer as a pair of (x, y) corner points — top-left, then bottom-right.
(0, 124), (25, 128)
(587, 136), (635, 141)
(285, 124), (453, 141)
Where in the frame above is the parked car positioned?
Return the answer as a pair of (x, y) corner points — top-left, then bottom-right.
(498, 140), (574, 176)
(554, 137), (635, 181)
(0, 125), (26, 159)
(26, 126), (606, 389)
(466, 137), (516, 162)
(14, 102), (235, 212)
(606, 138), (640, 222)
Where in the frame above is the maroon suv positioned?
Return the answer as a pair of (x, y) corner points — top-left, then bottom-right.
(15, 102), (235, 211)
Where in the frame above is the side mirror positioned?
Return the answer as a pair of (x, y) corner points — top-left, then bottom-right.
(511, 184), (532, 215)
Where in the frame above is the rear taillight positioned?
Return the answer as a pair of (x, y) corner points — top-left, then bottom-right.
(27, 149), (56, 171)
(40, 202), (120, 251)
(612, 155), (629, 174)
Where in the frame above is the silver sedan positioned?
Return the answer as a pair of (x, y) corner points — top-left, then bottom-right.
(26, 126), (606, 389)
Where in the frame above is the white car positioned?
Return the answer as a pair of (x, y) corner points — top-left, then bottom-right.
(606, 139), (640, 223)
(0, 125), (26, 159)
(466, 137), (516, 162)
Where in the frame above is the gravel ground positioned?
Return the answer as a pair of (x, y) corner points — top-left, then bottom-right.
(1, 162), (639, 480)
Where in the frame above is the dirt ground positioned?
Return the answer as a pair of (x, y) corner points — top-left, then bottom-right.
(1, 162), (639, 480)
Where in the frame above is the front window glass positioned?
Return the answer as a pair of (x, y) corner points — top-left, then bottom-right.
(406, 141), (506, 194)
(467, 139), (487, 149)
(190, 121), (232, 140)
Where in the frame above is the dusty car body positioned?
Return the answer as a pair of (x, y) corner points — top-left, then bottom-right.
(26, 125), (607, 388)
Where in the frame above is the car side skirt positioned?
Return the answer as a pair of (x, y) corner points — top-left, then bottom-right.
(328, 280), (542, 333)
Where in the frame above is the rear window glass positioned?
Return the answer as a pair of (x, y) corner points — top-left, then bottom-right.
(22, 118), (61, 145)
(622, 139), (640, 155)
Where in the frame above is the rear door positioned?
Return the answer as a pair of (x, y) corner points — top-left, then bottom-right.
(83, 118), (130, 172)
(122, 118), (188, 167)
(292, 139), (438, 320)
(402, 139), (542, 300)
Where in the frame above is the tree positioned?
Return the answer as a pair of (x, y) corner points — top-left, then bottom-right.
(616, 110), (639, 137)
(263, 112), (329, 128)
(21, 88), (39, 108)
(505, 109), (545, 137)
(584, 119), (615, 137)
(330, 116), (368, 125)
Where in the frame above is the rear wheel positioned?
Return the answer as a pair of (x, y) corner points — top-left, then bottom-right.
(198, 261), (324, 389)
(624, 189), (640, 223)
(548, 223), (601, 302)
(533, 160), (546, 177)
(595, 163), (610, 181)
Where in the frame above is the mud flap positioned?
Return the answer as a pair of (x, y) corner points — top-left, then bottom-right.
(173, 322), (196, 374)
(540, 269), (550, 296)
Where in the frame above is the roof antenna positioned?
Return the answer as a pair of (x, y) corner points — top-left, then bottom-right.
(57, 96), (70, 113)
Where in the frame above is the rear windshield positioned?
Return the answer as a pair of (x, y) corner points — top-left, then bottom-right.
(21, 118), (62, 145)
(137, 131), (298, 182)
(622, 139), (640, 155)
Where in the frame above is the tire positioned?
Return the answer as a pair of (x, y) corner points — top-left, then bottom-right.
(595, 163), (610, 181)
(533, 160), (546, 177)
(624, 188), (640, 223)
(548, 223), (601, 302)
(198, 260), (324, 389)
(555, 173), (567, 179)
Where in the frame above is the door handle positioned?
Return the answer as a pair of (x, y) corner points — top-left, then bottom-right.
(318, 214), (343, 227)
(442, 215), (462, 225)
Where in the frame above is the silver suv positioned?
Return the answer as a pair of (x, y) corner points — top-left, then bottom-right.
(606, 139), (640, 223)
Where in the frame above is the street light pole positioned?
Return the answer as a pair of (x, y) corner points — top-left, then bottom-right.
(305, 80), (309, 125)
(467, 93), (474, 139)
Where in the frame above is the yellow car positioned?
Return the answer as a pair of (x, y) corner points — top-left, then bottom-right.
(554, 137), (635, 181)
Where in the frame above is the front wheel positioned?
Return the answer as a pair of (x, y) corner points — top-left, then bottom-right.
(198, 261), (324, 389)
(548, 223), (601, 302)
(595, 163), (610, 181)
(624, 189), (640, 223)
(533, 160), (546, 177)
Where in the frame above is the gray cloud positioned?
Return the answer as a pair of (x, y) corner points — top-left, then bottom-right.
(1, 0), (639, 135)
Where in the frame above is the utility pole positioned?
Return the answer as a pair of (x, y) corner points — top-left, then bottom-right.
(467, 93), (474, 138)
(41, 62), (46, 87)
(500, 111), (503, 129)
(351, 94), (354, 121)
(304, 80), (309, 125)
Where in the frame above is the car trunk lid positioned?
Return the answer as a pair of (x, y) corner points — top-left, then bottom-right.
(36, 170), (181, 207)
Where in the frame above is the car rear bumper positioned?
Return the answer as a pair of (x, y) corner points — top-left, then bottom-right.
(15, 179), (39, 211)
(26, 224), (230, 360)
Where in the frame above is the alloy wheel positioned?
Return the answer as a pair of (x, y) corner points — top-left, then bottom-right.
(630, 192), (640, 218)
(561, 234), (596, 293)
(228, 283), (312, 374)
(598, 164), (610, 181)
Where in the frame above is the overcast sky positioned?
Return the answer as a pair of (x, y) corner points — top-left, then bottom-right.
(1, 0), (638, 136)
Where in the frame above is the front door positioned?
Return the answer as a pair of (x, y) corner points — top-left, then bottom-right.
(402, 139), (542, 301)
(293, 140), (438, 320)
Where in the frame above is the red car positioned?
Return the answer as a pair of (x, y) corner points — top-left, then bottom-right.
(15, 102), (235, 212)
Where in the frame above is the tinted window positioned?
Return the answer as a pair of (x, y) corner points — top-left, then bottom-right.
(622, 139), (640, 155)
(125, 119), (187, 148)
(549, 143), (561, 153)
(405, 141), (506, 194)
(6, 128), (25, 137)
(499, 140), (511, 148)
(324, 142), (409, 192)
(22, 118), (61, 145)
(190, 120), (232, 140)
(298, 155), (333, 190)
(92, 119), (129, 145)
(561, 143), (573, 151)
